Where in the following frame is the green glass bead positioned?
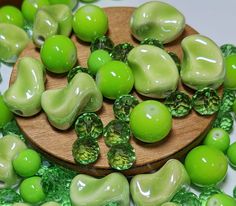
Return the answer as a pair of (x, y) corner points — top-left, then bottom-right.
(140, 38), (164, 49)
(220, 44), (236, 57)
(219, 89), (235, 113)
(168, 52), (181, 71)
(107, 143), (136, 170)
(164, 91), (192, 117)
(72, 138), (100, 165)
(111, 43), (134, 62)
(192, 88), (221, 115)
(23, 23), (33, 38)
(104, 120), (131, 147)
(113, 95), (139, 122)
(74, 113), (103, 139)
(104, 202), (120, 206)
(0, 188), (22, 205)
(90, 36), (114, 53)
(212, 111), (234, 133)
(199, 187), (222, 206)
(67, 65), (94, 82)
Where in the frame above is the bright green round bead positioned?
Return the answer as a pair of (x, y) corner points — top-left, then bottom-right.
(206, 193), (236, 206)
(73, 5), (108, 42)
(224, 54), (236, 89)
(20, 176), (46, 204)
(0, 95), (14, 128)
(87, 49), (112, 75)
(96, 60), (134, 100)
(203, 128), (230, 153)
(0, 6), (24, 28)
(233, 99), (236, 114)
(40, 35), (77, 73)
(13, 149), (41, 177)
(227, 142), (236, 167)
(130, 100), (172, 143)
(185, 145), (228, 187)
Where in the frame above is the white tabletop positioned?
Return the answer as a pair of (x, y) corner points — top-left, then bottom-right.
(0, 0), (236, 199)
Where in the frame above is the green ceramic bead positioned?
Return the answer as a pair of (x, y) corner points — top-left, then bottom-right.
(206, 193), (236, 206)
(0, 95), (14, 128)
(67, 65), (94, 82)
(140, 38), (164, 49)
(220, 44), (236, 57)
(90, 35), (114, 53)
(111, 43), (134, 62)
(227, 142), (236, 167)
(48, 0), (78, 10)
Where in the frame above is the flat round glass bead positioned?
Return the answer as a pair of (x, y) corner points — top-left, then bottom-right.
(164, 91), (192, 117)
(104, 119), (131, 147)
(192, 88), (221, 115)
(168, 51), (181, 71)
(107, 143), (136, 170)
(0, 188), (22, 205)
(140, 38), (164, 49)
(75, 113), (103, 139)
(199, 186), (222, 206)
(67, 66), (94, 82)
(220, 44), (236, 57)
(113, 94), (139, 122)
(111, 43), (134, 62)
(72, 138), (100, 165)
(90, 35), (114, 53)
(212, 111), (234, 133)
(219, 89), (236, 113)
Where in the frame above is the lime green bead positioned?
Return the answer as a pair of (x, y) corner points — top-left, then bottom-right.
(0, 6), (24, 28)
(13, 149), (41, 177)
(88, 49), (112, 75)
(0, 95), (14, 128)
(185, 145), (228, 187)
(48, 0), (77, 10)
(73, 5), (108, 42)
(20, 176), (46, 204)
(224, 54), (236, 89)
(233, 99), (236, 114)
(40, 35), (77, 73)
(206, 193), (236, 206)
(227, 142), (236, 167)
(203, 128), (230, 153)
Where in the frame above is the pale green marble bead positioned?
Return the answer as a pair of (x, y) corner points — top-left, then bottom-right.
(70, 173), (130, 206)
(130, 1), (185, 43)
(130, 159), (190, 206)
(3, 57), (45, 117)
(180, 34), (225, 90)
(0, 23), (29, 63)
(41, 72), (103, 130)
(127, 45), (179, 98)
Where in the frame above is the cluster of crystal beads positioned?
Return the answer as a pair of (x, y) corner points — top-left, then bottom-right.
(111, 43), (134, 62)
(67, 66), (94, 82)
(0, 189), (22, 205)
(140, 38), (164, 49)
(90, 35), (114, 53)
(212, 111), (234, 133)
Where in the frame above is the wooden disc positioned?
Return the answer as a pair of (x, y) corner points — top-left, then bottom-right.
(10, 7), (214, 176)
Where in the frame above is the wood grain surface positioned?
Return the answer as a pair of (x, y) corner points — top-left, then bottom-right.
(10, 7), (215, 176)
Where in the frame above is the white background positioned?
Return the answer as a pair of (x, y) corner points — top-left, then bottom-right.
(0, 0), (236, 200)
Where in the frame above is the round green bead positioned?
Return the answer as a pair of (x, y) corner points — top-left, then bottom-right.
(48, 0), (77, 10)
(206, 193), (236, 206)
(224, 54), (236, 89)
(227, 142), (236, 167)
(0, 95), (14, 128)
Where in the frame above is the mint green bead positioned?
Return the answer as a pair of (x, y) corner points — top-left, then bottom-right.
(227, 142), (236, 167)
(88, 49), (112, 75)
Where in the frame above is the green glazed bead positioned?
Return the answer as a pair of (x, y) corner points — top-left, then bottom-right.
(0, 95), (14, 129)
(206, 193), (236, 206)
(90, 35), (114, 53)
(140, 38), (164, 49)
(111, 43), (134, 62)
(220, 44), (236, 57)
(227, 142), (236, 167)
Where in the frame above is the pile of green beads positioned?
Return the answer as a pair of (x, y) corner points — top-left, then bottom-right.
(220, 44), (236, 57)
(67, 66), (94, 82)
(199, 187), (222, 206)
(75, 113), (103, 139)
(111, 43), (134, 62)
(104, 119), (131, 147)
(0, 188), (22, 205)
(107, 143), (136, 170)
(212, 111), (234, 133)
(113, 95), (139, 122)
(90, 35), (114, 53)
(164, 91), (192, 117)
(140, 37), (164, 48)
(192, 87), (221, 115)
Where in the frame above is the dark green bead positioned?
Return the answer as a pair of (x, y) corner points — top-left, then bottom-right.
(75, 113), (103, 140)
(164, 91), (192, 117)
(220, 44), (236, 57)
(104, 119), (131, 147)
(199, 186), (222, 206)
(192, 88), (221, 115)
(168, 52), (181, 71)
(72, 138), (100, 165)
(113, 95), (139, 122)
(107, 143), (136, 170)
(233, 186), (236, 198)
(219, 89), (236, 113)
(212, 111), (234, 133)
(0, 188), (22, 205)
(111, 43), (134, 62)
(90, 35), (114, 53)
(67, 66), (94, 82)
(140, 38), (164, 49)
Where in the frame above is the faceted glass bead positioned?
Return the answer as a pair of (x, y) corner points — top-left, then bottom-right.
(111, 43), (134, 62)
(212, 111), (234, 133)
(104, 119), (131, 147)
(75, 113), (103, 139)
(164, 91), (192, 117)
(199, 186), (222, 206)
(107, 143), (136, 170)
(67, 66), (94, 82)
(90, 35), (114, 53)
(0, 188), (22, 205)
(23, 23), (33, 38)
(113, 95), (139, 122)
(192, 88), (221, 115)
(168, 51), (181, 71)
(220, 44), (236, 57)
(72, 138), (100, 165)
(104, 202), (120, 206)
(140, 38), (164, 49)
(219, 89), (236, 113)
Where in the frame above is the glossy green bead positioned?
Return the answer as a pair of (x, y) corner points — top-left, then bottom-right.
(20, 176), (46, 204)
(220, 44), (236, 57)
(13, 149), (41, 177)
(203, 128), (230, 153)
(227, 142), (236, 167)
(73, 5), (108, 42)
(233, 99), (236, 114)
(96, 60), (134, 100)
(185, 145), (228, 187)
(224, 54), (236, 89)
(48, 0), (78, 10)
(88, 49), (112, 75)
(40, 35), (77, 73)
(0, 95), (13, 128)
(206, 193), (236, 206)
(0, 6), (24, 28)
(21, 0), (50, 23)
(130, 100), (172, 143)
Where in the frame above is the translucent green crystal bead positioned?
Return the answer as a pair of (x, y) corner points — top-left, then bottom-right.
(107, 143), (136, 170)
(164, 91), (192, 117)
(140, 38), (164, 49)
(75, 113), (103, 139)
(113, 95), (139, 122)
(220, 44), (236, 57)
(23, 23), (33, 38)
(199, 186), (222, 206)
(104, 119), (131, 147)
(111, 43), (134, 62)
(90, 35), (114, 53)
(72, 138), (100, 165)
(104, 202), (120, 206)
(67, 66), (94, 82)
(192, 88), (221, 115)
(212, 111), (234, 133)
(0, 188), (22, 205)
(168, 52), (181, 71)
(219, 89), (236, 113)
